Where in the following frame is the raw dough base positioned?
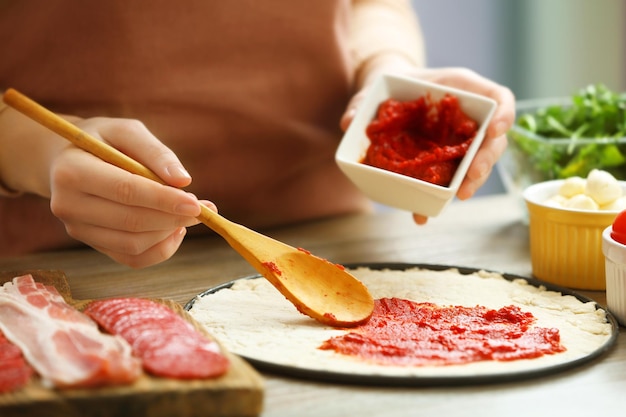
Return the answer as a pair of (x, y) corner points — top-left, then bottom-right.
(188, 267), (612, 377)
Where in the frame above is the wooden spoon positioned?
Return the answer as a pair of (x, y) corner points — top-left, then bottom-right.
(3, 88), (374, 327)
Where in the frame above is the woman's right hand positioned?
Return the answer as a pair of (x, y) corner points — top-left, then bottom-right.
(46, 117), (212, 268)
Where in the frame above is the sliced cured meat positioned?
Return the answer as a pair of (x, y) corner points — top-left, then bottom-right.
(84, 298), (229, 379)
(0, 331), (33, 393)
(0, 275), (141, 388)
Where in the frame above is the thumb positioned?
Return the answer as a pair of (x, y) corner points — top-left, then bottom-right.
(340, 88), (370, 132)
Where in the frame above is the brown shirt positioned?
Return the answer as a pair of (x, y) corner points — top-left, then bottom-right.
(0, 0), (423, 255)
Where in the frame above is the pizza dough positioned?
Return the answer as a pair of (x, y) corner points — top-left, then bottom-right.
(188, 267), (613, 377)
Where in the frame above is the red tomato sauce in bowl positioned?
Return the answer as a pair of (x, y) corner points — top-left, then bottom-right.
(362, 95), (478, 187)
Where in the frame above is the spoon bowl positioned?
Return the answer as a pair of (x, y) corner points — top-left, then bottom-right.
(201, 205), (373, 325)
(3, 88), (375, 327)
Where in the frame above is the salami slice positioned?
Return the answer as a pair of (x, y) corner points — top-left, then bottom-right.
(84, 298), (229, 379)
(0, 331), (33, 393)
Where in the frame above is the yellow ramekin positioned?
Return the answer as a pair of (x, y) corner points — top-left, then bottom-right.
(523, 180), (623, 290)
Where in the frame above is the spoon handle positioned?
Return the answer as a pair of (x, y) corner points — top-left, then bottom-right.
(3, 88), (164, 182)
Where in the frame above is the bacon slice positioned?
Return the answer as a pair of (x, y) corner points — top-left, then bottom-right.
(0, 331), (33, 393)
(84, 298), (229, 379)
(0, 275), (141, 388)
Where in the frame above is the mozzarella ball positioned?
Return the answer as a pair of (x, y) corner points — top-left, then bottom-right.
(558, 176), (586, 198)
(585, 169), (622, 205)
(601, 196), (626, 211)
(545, 195), (568, 207)
(564, 194), (599, 211)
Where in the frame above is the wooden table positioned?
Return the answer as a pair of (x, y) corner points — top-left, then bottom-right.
(1, 194), (624, 416)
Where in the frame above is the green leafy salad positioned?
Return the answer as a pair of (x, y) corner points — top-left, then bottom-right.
(510, 84), (626, 180)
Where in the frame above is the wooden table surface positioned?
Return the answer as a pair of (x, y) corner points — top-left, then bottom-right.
(1, 194), (624, 416)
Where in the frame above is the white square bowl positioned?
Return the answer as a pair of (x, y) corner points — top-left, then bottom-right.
(335, 74), (497, 217)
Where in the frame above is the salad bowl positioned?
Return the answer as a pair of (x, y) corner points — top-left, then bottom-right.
(498, 84), (626, 198)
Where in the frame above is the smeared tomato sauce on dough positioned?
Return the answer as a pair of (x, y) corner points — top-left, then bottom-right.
(319, 298), (565, 366)
(362, 95), (478, 186)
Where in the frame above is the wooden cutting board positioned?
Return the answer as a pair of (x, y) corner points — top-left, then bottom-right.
(0, 270), (264, 417)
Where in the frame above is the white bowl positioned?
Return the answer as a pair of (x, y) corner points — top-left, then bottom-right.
(335, 74), (497, 217)
(602, 226), (626, 326)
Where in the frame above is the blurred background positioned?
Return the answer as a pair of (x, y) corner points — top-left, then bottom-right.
(410, 0), (626, 195)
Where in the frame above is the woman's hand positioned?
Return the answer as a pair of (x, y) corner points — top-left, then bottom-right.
(340, 58), (515, 225)
(47, 117), (213, 267)
(409, 68), (515, 195)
